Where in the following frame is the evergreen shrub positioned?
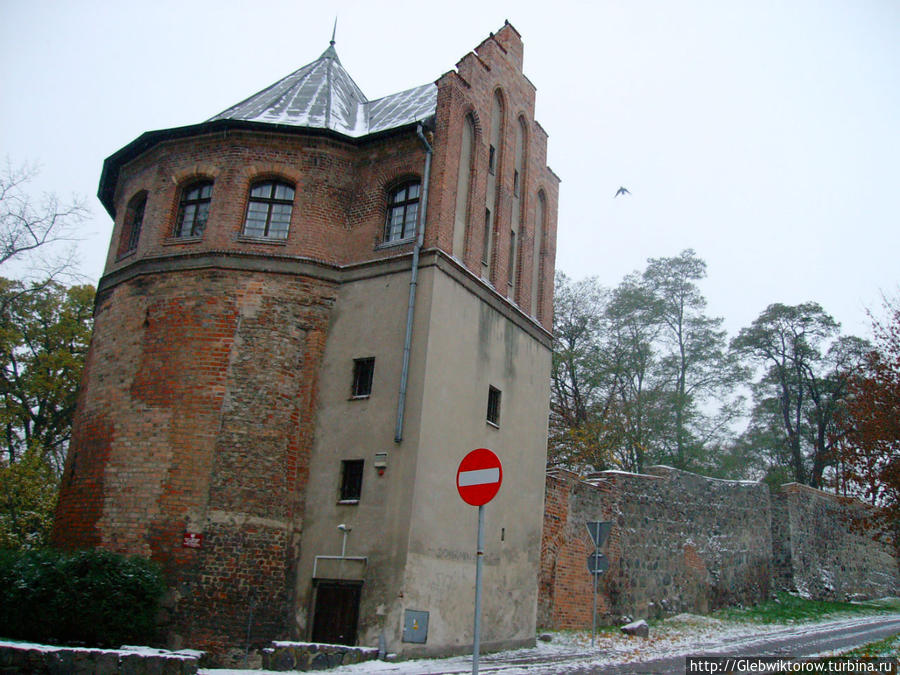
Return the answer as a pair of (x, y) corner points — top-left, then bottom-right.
(0, 548), (164, 647)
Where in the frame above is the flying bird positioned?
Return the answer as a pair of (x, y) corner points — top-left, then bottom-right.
(614, 186), (631, 198)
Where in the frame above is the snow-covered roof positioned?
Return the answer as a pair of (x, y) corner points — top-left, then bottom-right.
(208, 43), (437, 138)
(99, 42), (438, 216)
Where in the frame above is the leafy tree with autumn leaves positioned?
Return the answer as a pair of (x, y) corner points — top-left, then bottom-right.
(834, 296), (900, 552)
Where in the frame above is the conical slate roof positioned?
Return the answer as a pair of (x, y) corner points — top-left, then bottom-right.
(209, 43), (437, 138)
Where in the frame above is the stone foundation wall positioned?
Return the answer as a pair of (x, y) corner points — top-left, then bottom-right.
(0, 642), (200, 674)
(539, 467), (899, 630)
(262, 642), (379, 672)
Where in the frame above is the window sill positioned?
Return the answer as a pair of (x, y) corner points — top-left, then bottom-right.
(487, 420), (500, 430)
(337, 499), (360, 506)
(163, 236), (204, 246)
(375, 237), (415, 250)
(115, 249), (138, 262)
(348, 395), (371, 401)
(237, 235), (288, 245)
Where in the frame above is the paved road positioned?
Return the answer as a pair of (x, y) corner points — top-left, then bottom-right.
(465, 614), (900, 674)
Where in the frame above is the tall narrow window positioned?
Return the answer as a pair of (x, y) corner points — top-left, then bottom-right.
(482, 208), (492, 264)
(174, 181), (212, 238)
(351, 357), (375, 398)
(510, 116), (527, 300)
(118, 192), (146, 257)
(486, 386), (502, 427)
(484, 91), (504, 279)
(531, 191), (546, 318)
(508, 230), (517, 291)
(453, 114), (475, 258)
(243, 180), (294, 240)
(340, 459), (364, 502)
(385, 181), (420, 242)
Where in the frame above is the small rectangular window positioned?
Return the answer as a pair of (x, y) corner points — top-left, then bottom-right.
(487, 386), (501, 427)
(352, 357), (375, 398)
(488, 145), (496, 174)
(513, 169), (520, 197)
(340, 459), (364, 502)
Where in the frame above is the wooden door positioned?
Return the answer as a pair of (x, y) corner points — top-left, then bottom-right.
(311, 581), (361, 645)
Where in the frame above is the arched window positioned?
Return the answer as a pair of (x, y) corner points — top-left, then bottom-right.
(174, 180), (212, 238)
(118, 191), (146, 257)
(384, 181), (420, 243)
(243, 180), (295, 240)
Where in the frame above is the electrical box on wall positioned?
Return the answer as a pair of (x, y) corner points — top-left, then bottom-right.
(402, 609), (429, 643)
(374, 451), (388, 475)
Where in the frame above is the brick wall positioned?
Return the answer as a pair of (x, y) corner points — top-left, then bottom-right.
(53, 268), (337, 654)
(105, 131), (427, 275)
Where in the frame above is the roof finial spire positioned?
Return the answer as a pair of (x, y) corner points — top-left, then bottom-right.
(331, 16), (337, 46)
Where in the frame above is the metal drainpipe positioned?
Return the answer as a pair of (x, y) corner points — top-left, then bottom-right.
(394, 124), (433, 443)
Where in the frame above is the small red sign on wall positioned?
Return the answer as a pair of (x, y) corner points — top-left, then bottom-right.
(182, 532), (203, 549)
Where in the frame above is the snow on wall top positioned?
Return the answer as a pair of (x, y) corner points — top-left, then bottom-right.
(208, 44), (437, 138)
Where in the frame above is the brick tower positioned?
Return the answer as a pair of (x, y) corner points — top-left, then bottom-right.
(53, 22), (559, 660)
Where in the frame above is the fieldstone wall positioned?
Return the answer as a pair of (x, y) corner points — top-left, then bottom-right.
(261, 642), (379, 672)
(0, 642), (200, 674)
(540, 466), (772, 629)
(775, 483), (899, 600)
(539, 468), (900, 631)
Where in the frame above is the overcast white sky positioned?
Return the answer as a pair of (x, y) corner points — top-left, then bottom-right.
(1, 0), (897, 339)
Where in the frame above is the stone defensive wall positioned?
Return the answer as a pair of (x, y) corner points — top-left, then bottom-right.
(539, 466), (899, 631)
(773, 482), (899, 601)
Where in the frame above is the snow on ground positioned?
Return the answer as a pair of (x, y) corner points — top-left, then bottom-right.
(201, 612), (900, 675)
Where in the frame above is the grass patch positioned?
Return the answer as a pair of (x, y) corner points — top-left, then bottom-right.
(839, 632), (900, 658)
(714, 593), (900, 625)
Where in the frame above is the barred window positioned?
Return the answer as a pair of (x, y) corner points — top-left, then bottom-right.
(487, 385), (501, 427)
(243, 180), (295, 240)
(384, 181), (420, 243)
(174, 181), (212, 238)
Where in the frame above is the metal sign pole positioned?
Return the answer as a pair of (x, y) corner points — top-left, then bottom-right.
(591, 542), (598, 648)
(473, 503), (485, 675)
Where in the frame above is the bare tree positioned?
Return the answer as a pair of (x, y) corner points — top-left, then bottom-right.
(0, 158), (87, 287)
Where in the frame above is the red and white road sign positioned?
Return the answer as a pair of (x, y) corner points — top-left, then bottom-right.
(456, 448), (503, 506)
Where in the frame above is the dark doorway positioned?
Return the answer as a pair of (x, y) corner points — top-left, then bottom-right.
(311, 581), (361, 645)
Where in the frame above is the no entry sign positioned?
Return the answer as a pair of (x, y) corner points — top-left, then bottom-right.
(456, 448), (503, 506)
